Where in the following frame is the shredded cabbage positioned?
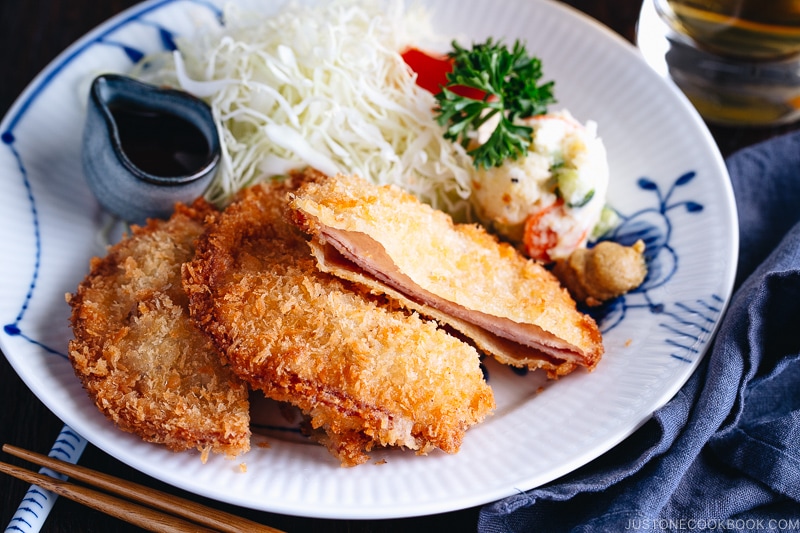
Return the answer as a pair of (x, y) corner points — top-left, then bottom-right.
(134, 0), (475, 218)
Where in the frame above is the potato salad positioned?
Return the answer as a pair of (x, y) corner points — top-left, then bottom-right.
(470, 111), (610, 262)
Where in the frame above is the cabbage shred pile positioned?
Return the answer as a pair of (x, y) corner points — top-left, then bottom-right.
(136, 0), (475, 217)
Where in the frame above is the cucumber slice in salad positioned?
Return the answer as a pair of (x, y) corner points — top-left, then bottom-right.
(555, 167), (595, 208)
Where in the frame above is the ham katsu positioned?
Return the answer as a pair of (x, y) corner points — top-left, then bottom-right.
(67, 202), (251, 459)
(181, 174), (494, 466)
(288, 171), (604, 378)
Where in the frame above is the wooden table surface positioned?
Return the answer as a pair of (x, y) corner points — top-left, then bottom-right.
(2, 1), (798, 531)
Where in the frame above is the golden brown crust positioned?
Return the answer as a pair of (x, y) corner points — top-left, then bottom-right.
(182, 172), (494, 466)
(304, 238), (579, 378)
(67, 201), (251, 458)
(288, 173), (604, 376)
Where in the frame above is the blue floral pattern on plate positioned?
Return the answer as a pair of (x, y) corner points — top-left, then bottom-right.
(590, 170), (721, 364)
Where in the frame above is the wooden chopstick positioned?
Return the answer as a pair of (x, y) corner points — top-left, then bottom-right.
(2, 444), (284, 533)
(0, 460), (217, 532)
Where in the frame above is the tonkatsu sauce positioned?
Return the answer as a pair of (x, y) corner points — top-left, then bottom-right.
(109, 102), (212, 178)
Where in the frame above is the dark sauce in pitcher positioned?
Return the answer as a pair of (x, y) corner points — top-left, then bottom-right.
(109, 101), (212, 178)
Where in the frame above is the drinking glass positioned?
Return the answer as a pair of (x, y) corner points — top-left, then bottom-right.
(638, 0), (800, 126)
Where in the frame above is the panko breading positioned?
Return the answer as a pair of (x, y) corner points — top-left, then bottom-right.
(288, 173), (604, 378)
(67, 202), (250, 458)
(182, 174), (494, 467)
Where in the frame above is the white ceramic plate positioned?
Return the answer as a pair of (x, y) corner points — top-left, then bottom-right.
(0, 0), (737, 519)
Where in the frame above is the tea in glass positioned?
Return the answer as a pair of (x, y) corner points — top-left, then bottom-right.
(643, 0), (800, 126)
(655, 0), (800, 60)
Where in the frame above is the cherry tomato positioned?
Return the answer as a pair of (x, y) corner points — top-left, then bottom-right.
(401, 47), (485, 99)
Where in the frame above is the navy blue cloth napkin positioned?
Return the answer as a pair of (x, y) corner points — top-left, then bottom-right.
(479, 130), (800, 533)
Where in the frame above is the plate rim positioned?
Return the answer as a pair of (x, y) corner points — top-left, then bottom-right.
(0, 0), (739, 519)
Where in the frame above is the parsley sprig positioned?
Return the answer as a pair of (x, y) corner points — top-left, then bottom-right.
(434, 39), (556, 169)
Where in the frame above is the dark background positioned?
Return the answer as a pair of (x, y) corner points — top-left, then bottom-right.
(1, 1), (797, 531)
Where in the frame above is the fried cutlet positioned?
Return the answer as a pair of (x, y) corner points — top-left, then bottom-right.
(181, 174), (494, 467)
(288, 173), (604, 379)
(67, 202), (250, 459)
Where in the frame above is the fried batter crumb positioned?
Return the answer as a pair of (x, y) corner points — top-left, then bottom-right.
(182, 171), (494, 466)
(67, 201), (251, 459)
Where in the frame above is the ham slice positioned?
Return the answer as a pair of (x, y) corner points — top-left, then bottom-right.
(288, 171), (604, 378)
